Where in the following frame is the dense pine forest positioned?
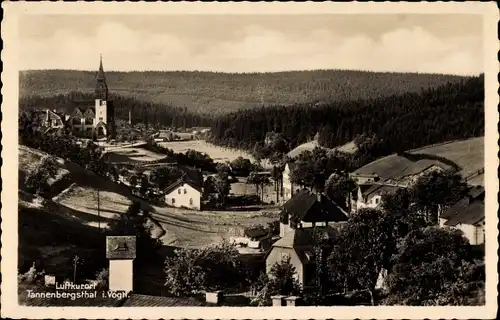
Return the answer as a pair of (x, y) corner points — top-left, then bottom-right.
(210, 75), (484, 155)
(19, 92), (212, 129)
(20, 69), (468, 114)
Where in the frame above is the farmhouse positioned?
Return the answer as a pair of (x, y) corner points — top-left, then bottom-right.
(439, 186), (485, 246)
(349, 138), (485, 213)
(163, 168), (204, 211)
(66, 56), (116, 139)
(265, 189), (348, 285)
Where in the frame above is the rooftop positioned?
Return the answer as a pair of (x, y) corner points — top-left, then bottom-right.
(441, 186), (485, 227)
(163, 166), (204, 194)
(281, 189), (349, 223)
(352, 137), (484, 185)
(121, 294), (209, 307)
(106, 236), (137, 260)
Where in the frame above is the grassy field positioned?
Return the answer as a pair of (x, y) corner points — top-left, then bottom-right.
(106, 147), (167, 165)
(53, 181), (279, 248)
(158, 140), (256, 163)
(353, 137), (484, 185)
(19, 146), (71, 189)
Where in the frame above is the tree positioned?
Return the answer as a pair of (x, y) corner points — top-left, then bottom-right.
(246, 171), (271, 202)
(24, 156), (59, 195)
(324, 172), (357, 211)
(385, 226), (478, 306)
(230, 156), (254, 177)
(381, 188), (428, 239)
(252, 257), (302, 306)
(411, 170), (468, 223)
(303, 228), (336, 305)
(164, 239), (247, 297)
(107, 201), (161, 265)
(328, 208), (396, 305)
(150, 167), (175, 191)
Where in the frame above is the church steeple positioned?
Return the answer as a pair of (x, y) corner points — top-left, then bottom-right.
(95, 54), (108, 100)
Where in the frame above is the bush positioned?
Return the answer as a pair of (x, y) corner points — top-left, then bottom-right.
(95, 268), (109, 289)
(18, 263), (45, 284)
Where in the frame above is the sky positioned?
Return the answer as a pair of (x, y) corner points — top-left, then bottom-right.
(19, 14), (483, 75)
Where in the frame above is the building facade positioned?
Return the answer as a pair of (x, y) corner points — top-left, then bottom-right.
(67, 56), (116, 139)
(163, 170), (204, 211)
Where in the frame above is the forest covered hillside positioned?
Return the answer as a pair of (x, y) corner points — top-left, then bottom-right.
(210, 75), (484, 155)
(20, 69), (469, 114)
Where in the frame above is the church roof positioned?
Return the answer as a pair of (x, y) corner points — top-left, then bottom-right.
(96, 54), (107, 82)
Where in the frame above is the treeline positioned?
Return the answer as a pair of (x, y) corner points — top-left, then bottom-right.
(210, 75), (484, 155)
(19, 91), (211, 129)
(20, 69), (469, 114)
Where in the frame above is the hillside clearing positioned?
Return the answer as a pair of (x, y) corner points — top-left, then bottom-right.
(158, 140), (256, 163)
(353, 137), (484, 185)
(107, 147), (167, 164)
(287, 140), (358, 159)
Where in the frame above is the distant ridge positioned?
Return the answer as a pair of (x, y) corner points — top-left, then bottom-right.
(20, 69), (470, 114)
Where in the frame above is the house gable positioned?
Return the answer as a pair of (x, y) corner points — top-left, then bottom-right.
(71, 107), (83, 118)
(84, 108), (95, 119)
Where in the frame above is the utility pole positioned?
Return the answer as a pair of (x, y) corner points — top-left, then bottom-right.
(73, 255), (79, 284)
(97, 189), (100, 233)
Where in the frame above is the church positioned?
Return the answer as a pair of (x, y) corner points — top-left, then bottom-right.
(67, 55), (116, 139)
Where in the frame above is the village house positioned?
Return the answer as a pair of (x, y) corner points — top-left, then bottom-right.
(230, 225), (273, 253)
(163, 168), (204, 211)
(42, 109), (67, 129)
(351, 183), (404, 212)
(265, 189), (349, 286)
(282, 162), (300, 203)
(349, 150), (459, 213)
(439, 186), (485, 246)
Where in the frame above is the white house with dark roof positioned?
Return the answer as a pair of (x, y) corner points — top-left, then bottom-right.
(265, 189), (349, 286)
(163, 168), (204, 211)
(279, 189), (349, 237)
(265, 226), (340, 286)
(440, 186), (485, 245)
(352, 183), (404, 212)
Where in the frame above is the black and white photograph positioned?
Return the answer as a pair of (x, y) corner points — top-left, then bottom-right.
(1, 2), (498, 319)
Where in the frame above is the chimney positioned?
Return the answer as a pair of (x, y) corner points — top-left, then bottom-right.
(271, 295), (286, 306)
(285, 296), (302, 307)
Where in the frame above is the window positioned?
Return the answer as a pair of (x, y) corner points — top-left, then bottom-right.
(99, 117), (103, 121)
(375, 198), (380, 204)
(171, 198), (176, 204)
(184, 189), (187, 194)
(189, 198), (193, 205)
(178, 189), (181, 194)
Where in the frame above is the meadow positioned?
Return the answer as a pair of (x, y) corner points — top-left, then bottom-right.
(158, 140), (258, 164)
